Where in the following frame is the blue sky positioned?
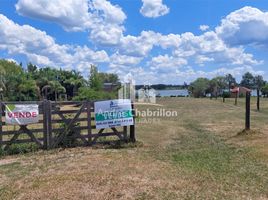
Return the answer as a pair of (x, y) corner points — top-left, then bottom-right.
(0, 0), (268, 84)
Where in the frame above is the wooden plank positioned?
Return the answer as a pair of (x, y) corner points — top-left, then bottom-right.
(52, 104), (86, 147)
(2, 128), (44, 135)
(52, 110), (87, 114)
(73, 130), (89, 145)
(91, 129), (104, 144)
(111, 127), (124, 140)
(2, 121), (43, 125)
(2, 138), (44, 145)
(51, 117), (88, 123)
(52, 126), (89, 132)
(52, 101), (85, 106)
(91, 132), (123, 137)
(4, 128), (22, 150)
(21, 126), (43, 147)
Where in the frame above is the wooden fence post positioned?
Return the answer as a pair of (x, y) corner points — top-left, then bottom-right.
(87, 101), (92, 144)
(43, 100), (48, 149)
(130, 102), (136, 142)
(235, 92), (238, 105)
(245, 92), (251, 130)
(43, 100), (52, 149)
(0, 102), (2, 150)
(257, 89), (260, 111)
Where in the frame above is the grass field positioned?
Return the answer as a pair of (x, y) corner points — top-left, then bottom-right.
(1, 97), (268, 199)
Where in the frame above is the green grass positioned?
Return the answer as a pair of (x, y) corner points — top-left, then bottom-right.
(2, 97), (268, 199)
(170, 121), (268, 198)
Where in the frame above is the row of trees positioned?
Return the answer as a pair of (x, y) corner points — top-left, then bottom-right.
(189, 73), (267, 97)
(189, 72), (268, 110)
(0, 59), (119, 101)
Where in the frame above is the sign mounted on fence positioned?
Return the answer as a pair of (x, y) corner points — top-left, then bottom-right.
(5, 104), (39, 125)
(94, 99), (134, 129)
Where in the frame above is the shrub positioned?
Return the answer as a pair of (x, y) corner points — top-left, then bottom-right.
(222, 91), (231, 98)
(5, 143), (39, 155)
(73, 87), (116, 101)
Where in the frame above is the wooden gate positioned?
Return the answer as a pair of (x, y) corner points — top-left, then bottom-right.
(0, 100), (135, 150)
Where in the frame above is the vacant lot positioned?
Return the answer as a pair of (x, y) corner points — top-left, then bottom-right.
(1, 97), (268, 200)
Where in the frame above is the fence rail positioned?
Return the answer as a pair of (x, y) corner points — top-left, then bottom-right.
(0, 100), (135, 150)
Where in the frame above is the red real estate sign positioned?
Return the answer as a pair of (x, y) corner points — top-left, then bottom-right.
(5, 104), (39, 125)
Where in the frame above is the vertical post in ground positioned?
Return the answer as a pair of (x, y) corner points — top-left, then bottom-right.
(257, 89), (260, 111)
(0, 102), (2, 150)
(130, 102), (136, 142)
(235, 92), (238, 105)
(43, 100), (48, 149)
(87, 101), (92, 144)
(245, 92), (251, 130)
(43, 100), (52, 149)
(123, 126), (128, 142)
(47, 101), (52, 148)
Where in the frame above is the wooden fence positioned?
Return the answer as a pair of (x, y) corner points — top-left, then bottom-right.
(0, 100), (135, 150)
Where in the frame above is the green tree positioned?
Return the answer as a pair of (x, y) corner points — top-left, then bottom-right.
(189, 78), (210, 98)
(99, 73), (119, 84)
(261, 83), (268, 98)
(0, 65), (6, 100)
(240, 72), (255, 89)
(64, 71), (86, 98)
(254, 75), (265, 110)
(89, 65), (102, 91)
(18, 76), (40, 101)
(49, 81), (66, 101)
(224, 74), (236, 92)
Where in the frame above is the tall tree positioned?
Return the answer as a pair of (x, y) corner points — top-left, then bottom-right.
(240, 72), (255, 89)
(89, 65), (102, 91)
(49, 81), (66, 101)
(189, 78), (210, 98)
(254, 75), (265, 111)
(224, 74), (236, 92)
(209, 76), (227, 99)
(0, 65), (6, 100)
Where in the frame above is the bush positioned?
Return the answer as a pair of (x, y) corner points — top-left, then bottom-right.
(5, 143), (39, 155)
(73, 87), (116, 101)
(54, 122), (82, 148)
(222, 91), (231, 98)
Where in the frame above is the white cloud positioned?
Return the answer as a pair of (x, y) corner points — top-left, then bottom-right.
(15, 0), (127, 46)
(173, 31), (261, 66)
(216, 6), (268, 46)
(0, 14), (109, 71)
(149, 54), (187, 70)
(119, 31), (160, 57)
(195, 55), (214, 66)
(140, 0), (170, 18)
(91, 0), (126, 24)
(15, 0), (92, 31)
(199, 25), (210, 31)
(4, 4), (268, 84)
(109, 53), (143, 68)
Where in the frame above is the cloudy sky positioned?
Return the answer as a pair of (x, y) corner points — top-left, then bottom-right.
(0, 0), (268, 84)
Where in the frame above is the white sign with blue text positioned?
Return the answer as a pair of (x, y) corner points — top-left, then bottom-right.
(94, 99), (134, 129)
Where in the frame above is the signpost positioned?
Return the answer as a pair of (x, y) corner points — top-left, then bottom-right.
(94, 99), (134, 129)
(5, 104), (39, 125)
